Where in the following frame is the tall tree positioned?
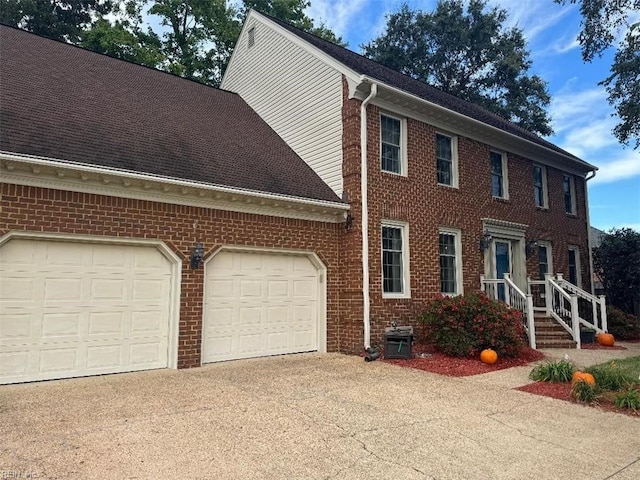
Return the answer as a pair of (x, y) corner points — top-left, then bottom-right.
(0, 0), (113, 43)
(555, 0), (640, 149)
(361, 0), (553, 136)
(77, 0), (344, 86)
(593, 228), (640, 315)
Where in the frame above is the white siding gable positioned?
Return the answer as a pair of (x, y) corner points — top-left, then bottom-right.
(222, 16), (344, 195)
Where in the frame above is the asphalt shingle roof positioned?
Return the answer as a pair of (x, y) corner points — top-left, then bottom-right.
(266, 14), (584, 163)
(0, 25), (342, 204)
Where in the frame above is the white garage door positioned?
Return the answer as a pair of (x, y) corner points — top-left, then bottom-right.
(0, 238), (173, 384)
(202, 250), (321, 363)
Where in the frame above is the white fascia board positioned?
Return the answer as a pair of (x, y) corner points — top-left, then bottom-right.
(356, 76), (597, 174)
(237, 10), (362, 85)
(0, 151), (349, 220)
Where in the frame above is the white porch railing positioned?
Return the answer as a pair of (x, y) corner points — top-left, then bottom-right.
(480, 274), (536, 349)
(556, 274), (608, 333)
(547, 274), (581, 348)
(483, 273), (608, 350)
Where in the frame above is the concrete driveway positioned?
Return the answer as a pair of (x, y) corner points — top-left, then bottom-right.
(1, 353), (639, 479)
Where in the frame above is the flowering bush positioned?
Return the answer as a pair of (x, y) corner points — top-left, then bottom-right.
(418, 292), (526, 358)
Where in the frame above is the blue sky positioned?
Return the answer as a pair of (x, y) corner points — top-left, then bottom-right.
(305, 0), (640, 232)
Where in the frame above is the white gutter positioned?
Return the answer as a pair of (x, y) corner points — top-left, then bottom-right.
(360, 82), (378, 351)
(359, 75), (597, 172)
(585, 170), (597, 295)
(0, 151), (349, 212)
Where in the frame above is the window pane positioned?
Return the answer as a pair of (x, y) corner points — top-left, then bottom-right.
(491, 152), (503, 197)
(534, 185), (543, 207)
(564, 175), (573, 213)
(538, 245), (548, 278)
(381, 143), (400, 173)
(439, 233), (457, 294)
(381, 116), (401, 173)
(436, 134), (453, 185)
(568, 249), (577, 285)
(382, 226), (403, 293)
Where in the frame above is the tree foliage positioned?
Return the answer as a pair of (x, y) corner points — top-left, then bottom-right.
(361, 0), (553, 136)
(593, 228), (640, 315)
(0, 0), (113, 43)
(2, 0), (344, 86)
(555, 0), (640, 149)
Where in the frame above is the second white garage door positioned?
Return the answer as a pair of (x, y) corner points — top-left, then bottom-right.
(202, 250), (322, 363)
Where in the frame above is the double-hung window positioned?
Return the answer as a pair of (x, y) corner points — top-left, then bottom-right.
(533, 164), (548, 208)
(436, 133), (457, 187)
(382, 223), (409, 297)
(563, 174), (576, 214)
(490, 151), (508, 199)
(439, 229), (463, 295)
(381, 114), (403, 174)
(568, 246), (581, 287)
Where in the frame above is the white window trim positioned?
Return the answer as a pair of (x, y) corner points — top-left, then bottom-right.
(533, 164), (549, 209)
(436, 132), (459, 188)
(439, 227), (464, 296)
(379, 112), (408, 176)
(490, 150), (509, 199)
(563, 174), (577, 215)
(381, 220), (411, 299)
(568, 245), (582, 287)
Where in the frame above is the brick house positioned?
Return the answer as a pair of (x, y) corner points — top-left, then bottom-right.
(0, 11), (602, 384)
(222, 11), (604, 352)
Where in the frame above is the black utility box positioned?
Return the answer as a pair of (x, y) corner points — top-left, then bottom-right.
(384, 326), (413, 359)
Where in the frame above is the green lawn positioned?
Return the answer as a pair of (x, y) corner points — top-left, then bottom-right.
(587, 356), (640, 390)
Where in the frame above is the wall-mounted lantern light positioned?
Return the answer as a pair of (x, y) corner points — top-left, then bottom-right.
(526, 240), (538, 258)
(345, 212), (354, 231)
(479, 232), (493, 252)
(190, 242), (204, 269)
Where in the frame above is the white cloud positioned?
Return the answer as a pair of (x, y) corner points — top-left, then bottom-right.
(307, 0), (369, 38)
(589, 151), (640, 185)
(487, 0), (575, 40)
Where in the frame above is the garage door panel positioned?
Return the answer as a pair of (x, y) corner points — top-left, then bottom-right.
(0, 239), (173, 384)
(203, 250), (321, 364)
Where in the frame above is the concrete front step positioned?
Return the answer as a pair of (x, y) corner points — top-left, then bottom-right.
(533, 316), (577, 348)
(537, 340), (578, 349)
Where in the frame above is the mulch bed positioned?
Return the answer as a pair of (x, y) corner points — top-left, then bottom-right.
(517, 381), (640, 417)
(581, 343), (627, 350)
(382, 343), (545, 377)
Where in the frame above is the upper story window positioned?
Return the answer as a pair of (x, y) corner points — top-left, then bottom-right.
(533, 164), (548, 208)
(563, 174), (576, 215)
(439, 229), (463, 295)
(490, 151), (508, 199)
(436, 133), (458, 187)
(381, 222), (410, 297)
(380, 114), (406, 175)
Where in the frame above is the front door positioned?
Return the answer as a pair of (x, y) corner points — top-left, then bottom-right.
(495, 240), (512, 301)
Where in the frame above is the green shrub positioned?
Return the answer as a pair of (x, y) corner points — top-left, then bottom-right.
(571, 381), (598, 403)
(418, 292), (526, 358)
(586, 361), (637, 391)
(607, 306), (640, 341)
(614, 389), (640, 411)
(529, 360), (576, 383)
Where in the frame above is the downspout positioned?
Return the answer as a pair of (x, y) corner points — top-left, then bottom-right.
(585, 170), (597, 295)
(360, 82), (378, 351)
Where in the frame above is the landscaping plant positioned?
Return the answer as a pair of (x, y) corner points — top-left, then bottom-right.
(614, 389), (640, 411)
(529, 360), (576, 383)
(606, 306), (640, 341)
(419, 292), (526, 358)
(571, 380), (598, 404)
(586, 361), (637, 391)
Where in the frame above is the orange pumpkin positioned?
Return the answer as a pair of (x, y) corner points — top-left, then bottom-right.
(480, 349), (498, 365)
(571, 371), (596, 386)
(597, 333), (615, 346)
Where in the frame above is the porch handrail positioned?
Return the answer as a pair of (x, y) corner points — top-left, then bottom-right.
(504, 274), (536, 349)
(556, 275), (607, 333)
(548, 275), (581, 348)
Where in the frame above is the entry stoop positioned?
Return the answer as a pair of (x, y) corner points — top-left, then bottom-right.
(534, 314), (577, 349)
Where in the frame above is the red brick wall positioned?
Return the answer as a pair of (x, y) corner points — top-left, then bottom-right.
(341, 77), (591, 352)
(0, 183), (343, 367)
